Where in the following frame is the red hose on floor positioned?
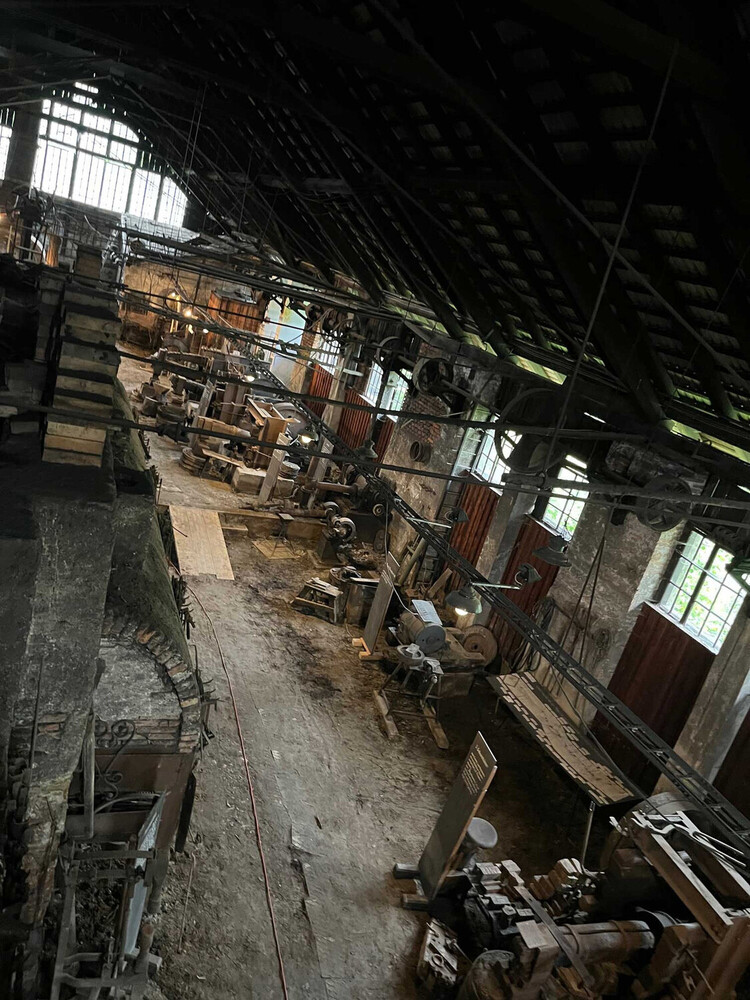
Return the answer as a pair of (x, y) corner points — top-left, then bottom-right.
(188, 586), (290, 1000)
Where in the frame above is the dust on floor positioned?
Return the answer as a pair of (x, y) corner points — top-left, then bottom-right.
(117, 353), (598, 998)
(151, 537), (594, 1000)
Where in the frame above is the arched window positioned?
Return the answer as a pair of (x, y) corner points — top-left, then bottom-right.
(28, 82), (187, 227)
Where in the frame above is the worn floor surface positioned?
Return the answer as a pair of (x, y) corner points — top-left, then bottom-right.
(120, 355), (597, 999)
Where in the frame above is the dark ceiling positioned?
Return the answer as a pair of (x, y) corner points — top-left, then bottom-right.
(4, 1), (750, 454)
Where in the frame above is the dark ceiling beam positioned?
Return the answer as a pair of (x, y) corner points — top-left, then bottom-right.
(624, 208), (740, 421)
(2, 20), (364, 137)
(519, 180), (667, 423)
(512, 0), (727, 98)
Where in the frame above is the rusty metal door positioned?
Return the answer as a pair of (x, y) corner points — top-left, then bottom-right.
(591, 604), (715, 792)
(487, 516), (560, 663)
(447, 478), (499, 587)
(338, 388), (372, 450)
(308, 364), (333, 416)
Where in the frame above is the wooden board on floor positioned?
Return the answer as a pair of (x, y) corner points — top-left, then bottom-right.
(169, 505), (234, 580)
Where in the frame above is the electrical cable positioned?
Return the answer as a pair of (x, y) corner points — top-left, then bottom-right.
(187, 584), (289, 1000)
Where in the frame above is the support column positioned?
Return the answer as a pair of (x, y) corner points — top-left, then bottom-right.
(3, 104), (40, 192)
(306, 341), (353, 494)
(536, 505), (680, 725)
(1, 102), (41, 257)
(480, 492), (536, 581)
(665, 600), (750, 782)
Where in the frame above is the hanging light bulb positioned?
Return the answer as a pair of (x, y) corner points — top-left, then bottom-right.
(445, 583), (483, 616)
(183, 307), (193, 318)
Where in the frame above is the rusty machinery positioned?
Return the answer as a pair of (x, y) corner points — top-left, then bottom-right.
(407, 794), (750, 999)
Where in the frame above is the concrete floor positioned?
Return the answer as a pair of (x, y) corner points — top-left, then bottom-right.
(121, 356), (597, 1000)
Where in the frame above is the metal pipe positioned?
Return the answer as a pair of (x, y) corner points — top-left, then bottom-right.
(559, 920), (655, 965)
(83, 713), (95, 841)
(580, 799), (595, 869)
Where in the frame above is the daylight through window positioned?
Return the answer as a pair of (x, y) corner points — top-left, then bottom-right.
(28, 85), (187, 227)
(659, 529), (748, 652)
(542, 456), (588, 539)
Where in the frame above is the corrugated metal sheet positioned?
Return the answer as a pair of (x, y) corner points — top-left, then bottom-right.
(207, 289), (265, 333)
(338, 388), (371, 450)
(448, 477), (499, 589)
(592, 604), (714, 792)
(308, 364), (333, 416)
(374, 417), (395, 459)
(487, 516), (559, 662)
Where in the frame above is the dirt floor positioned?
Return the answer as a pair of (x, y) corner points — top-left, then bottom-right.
(120, 353), (601, 1000)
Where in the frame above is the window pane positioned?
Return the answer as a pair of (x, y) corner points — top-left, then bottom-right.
(661, 582), (678, 613)
(708, 547), (732, 581)
(542, 457), (587, 539)
(83, 111), (112, 134)
(362, 362), (383, 404)
(0, 124), (11, 180)
(71, 151), (105, 205)
(52, 102), (81, 124)
(670, 558), (691, 590)
(156, 176), (187, 227)
(48, 121), (78, 146)
(36, 142), (74, 197)
(112, 120), (139, 142)
(129, 168), (161, 220)
(79, 131), (108, 155)
(695, 576), (720, 609)
(109, 140), (137, 164)
(99, 161), (131, 212)
(686, 602), (708, 634)
(695, 536), (715, 568)
(673, 589), (691, 618)
(701, 613), (724, 647)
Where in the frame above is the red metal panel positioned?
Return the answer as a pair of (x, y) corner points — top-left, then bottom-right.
(448, 478), (499, 586)
(339, 389), (372, 450)
(714, 711), (750, 818)
(487, 517), (559, 662)
(592, 604), (715, 792)
(374, 417), (395, 459)
(308, 364), (333, 416)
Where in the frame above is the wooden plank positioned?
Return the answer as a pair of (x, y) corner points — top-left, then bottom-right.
(489, 673), (635, 806)
(422, 703), (449, 749)
(169, 505), (234, 580)
(47, 421), (107, 443)
(373, 691), (399, 739)
(42, 448), (102, 467)
(44, 434), (105, 456)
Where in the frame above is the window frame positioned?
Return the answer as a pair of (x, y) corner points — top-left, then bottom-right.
(658, 528), (747, 652)
(540, 456), (588, 540)
(362, 362), (383, 405)
(380, 370), (408, 417)
(30, 93), (187, 226)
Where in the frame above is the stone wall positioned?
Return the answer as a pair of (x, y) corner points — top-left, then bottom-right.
(536, 505), (680, 724)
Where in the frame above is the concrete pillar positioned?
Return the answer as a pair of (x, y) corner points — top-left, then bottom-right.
(664, 598), (750, 783)
(480, 492), (537, 581)
(1, 102), (41, 258)
(536, 504), (680, 725)
(3, 103), (40, 191)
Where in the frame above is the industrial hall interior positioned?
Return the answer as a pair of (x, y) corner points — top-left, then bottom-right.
(9, 4), (750, 1000)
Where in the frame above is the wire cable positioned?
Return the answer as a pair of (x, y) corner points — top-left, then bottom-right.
(187, 585), (290, 1000)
